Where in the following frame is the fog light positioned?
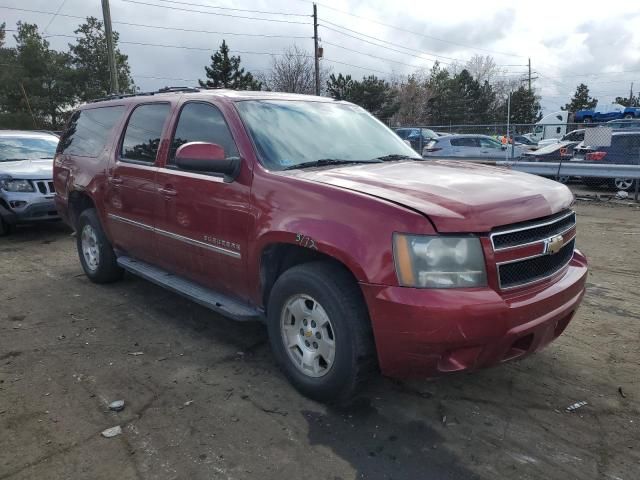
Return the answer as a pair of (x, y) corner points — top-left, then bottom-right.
(9, 200), (27, 208)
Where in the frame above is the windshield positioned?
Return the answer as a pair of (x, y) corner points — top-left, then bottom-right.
(0, 136), (58, 161)
(235, 100), (420, 170)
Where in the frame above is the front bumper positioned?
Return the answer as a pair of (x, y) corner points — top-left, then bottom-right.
(360, 250), (588, 378)
(1, 195), (60, 224)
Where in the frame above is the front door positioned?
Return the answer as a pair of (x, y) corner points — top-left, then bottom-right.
(104, 102), (172, 262)
(153, 101), (252, 300)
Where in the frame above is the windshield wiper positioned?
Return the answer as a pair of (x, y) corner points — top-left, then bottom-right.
(283, 158), (382, 171)
(374, 154), (422, 162)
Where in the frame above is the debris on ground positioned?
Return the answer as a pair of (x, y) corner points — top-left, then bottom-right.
(615, 191), (629, 200)
(109, 400), (125, 412)
(566, 401), (588, 412)
(184, 400), (194, 407)
(127, 351), (144, 356)
(101, 426), (122, 438)
(618, 387), (626, 399)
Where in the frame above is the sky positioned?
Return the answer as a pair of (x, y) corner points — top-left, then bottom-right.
(2, 0), (640, 116)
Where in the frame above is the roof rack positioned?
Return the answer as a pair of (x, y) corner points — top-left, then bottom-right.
(88, 86), (200, 103)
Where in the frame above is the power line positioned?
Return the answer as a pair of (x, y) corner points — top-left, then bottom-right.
(149, 0), (309, 17)
(293, 0), (526, 58)
(42, 0), (68, 34)
(321, 20), (463, 63)
(120, 0), (312, 25)
(319, 25), (453, 66)
(0, 6), (310, 39)
(323, 41), (435, 70)
(322, 58), (392, 76)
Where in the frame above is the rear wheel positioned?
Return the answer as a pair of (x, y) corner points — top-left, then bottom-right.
(610, 178), (636, 191)
(623, 114), (634, 120)
(583, 117), (592, 123)
(267, 262), (376, 403)
(76, 209), (123, 283)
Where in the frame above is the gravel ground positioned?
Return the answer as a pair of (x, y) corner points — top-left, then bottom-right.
(1, 198), (639, 480)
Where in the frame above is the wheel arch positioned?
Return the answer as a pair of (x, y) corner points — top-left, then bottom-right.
(67, 189), (96, 229)
(258, 241), (365, 313)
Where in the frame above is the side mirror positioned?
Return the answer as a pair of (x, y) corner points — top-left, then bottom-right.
(175, 142), (241, 182)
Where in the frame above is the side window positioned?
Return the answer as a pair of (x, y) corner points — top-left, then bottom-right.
(169, 102), (239, 165)
(121, 103), (171, 163)
(58, 106), (126, 157)
(451, 138), (476, 147)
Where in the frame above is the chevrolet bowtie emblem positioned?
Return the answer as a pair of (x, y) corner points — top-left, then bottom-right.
(545, 235), (564, 255)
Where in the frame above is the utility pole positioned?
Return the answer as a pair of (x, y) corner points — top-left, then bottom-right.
(101, 0), (119, 94)
(506, 91), (511, 161)
(313, 3), (320, 96)
(630, 82), (634, 102)
(528, 58), (531, 93)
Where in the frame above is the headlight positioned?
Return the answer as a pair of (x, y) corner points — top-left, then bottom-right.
(393, 234), (487, 288)
(0, 179), (35, 192)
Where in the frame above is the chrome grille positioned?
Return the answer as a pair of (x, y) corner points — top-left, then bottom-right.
(492, 210), (577, 290)
(491, 210), (576, 250)
(33, 180), (55, 195)
(498, 239), (575, 289)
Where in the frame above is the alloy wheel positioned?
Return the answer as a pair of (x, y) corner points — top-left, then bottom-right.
(280, 294), (336, 378)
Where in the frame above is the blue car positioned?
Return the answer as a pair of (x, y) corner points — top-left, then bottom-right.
(575, 103), (640, 123)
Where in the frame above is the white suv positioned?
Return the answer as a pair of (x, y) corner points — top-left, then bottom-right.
(0, 130), (60, 235)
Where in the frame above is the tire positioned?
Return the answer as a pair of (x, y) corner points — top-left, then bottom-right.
(623, 114), (634, 120)
(610, 178), (636, 192)
(583, 117), (592, 123)
(266, 261), (376, 403)
(0, 217), (14, 237)
(76, 208), (123, 283)
(556, 175), (570, 184)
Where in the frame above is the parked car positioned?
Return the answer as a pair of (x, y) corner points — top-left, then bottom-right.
(422, 134), (524, 159)
(523, 140), (580, 162)
(0, 130), (60, 235)
(538, 129), (585, 148)
(54, 88), (587, 402)
(575, 103), (640, 123)
(605, 118), (640, 130)
(393, 127), (438, 152)
(572, 131), (640, 191)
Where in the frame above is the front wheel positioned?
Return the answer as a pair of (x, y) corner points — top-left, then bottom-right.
(623, 114), (634, 119)
(267, 262), (376, 403)
(76, 209), (123, 283)
(583, 117), (592, 123)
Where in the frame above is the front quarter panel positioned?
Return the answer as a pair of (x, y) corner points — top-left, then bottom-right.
(247, 167), (435, 305)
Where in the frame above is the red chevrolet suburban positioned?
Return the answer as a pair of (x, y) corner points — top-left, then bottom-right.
(54, 88), (588, 402)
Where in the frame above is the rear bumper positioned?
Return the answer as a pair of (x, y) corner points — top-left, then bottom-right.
(360, 250), (588, 378)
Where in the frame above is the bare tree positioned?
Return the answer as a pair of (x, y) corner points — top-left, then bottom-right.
(464, 55), (502, 84)
(259, 45), (329, 95)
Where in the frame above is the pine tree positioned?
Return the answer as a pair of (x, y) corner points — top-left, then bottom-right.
(508, 86), (542, 124)
(68, 17), (135, 101)
(563, 83), (597, 112)
(199, 40), (261, 90)
(326, 73), (354, 100)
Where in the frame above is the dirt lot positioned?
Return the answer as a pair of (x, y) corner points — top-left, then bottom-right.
(1, 199), (639, 480)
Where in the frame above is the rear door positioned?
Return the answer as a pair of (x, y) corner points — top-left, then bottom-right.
(478, 137), (505, 158)
(153, 100), (252, 299)
(104, 102), (172, 262)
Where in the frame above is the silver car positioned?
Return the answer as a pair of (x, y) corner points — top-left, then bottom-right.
(0, 130), (60, 235)
(422, 134), (523, 159)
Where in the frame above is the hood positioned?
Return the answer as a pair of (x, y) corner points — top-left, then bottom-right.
(0, 158), (54, 180)
(282, 160), (573, 232)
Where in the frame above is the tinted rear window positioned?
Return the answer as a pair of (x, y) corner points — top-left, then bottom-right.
(58, 106), (126, 157)
(121, 103), (171, 163)
(450, 138), (478, 147)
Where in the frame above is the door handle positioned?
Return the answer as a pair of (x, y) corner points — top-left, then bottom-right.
(158, 187), (177, 197)
(110, 176), (123, 185)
